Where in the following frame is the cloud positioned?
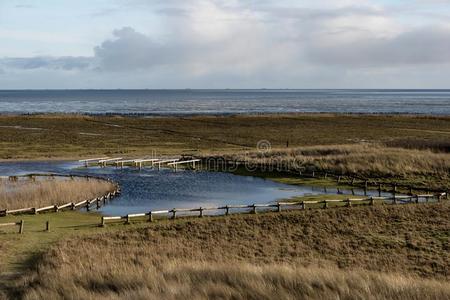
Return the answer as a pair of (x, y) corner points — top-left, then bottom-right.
(1, 0), (450, 88)
(1, 56), (92, 70)
(93, 27), (169, 71)
(306, 26), (450, 66)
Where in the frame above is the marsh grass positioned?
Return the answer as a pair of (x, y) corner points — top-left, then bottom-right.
(0, 178), (115, 210)
(218, 144), (450, 189)
(12, 202), (450, 299)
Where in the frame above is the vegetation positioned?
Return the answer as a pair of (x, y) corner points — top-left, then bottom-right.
(0, 177), (116, 210)
(5, 202), (449, 299)
(0, 114), (449, 159)
(215, 144), (450, 189)
(1, 113), (449, 299)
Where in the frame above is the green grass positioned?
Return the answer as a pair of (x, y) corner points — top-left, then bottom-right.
(0, 212), (104, 273)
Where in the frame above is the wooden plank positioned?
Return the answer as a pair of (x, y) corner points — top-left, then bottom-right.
(98, 157), (123, 163)
(167, 159), (201, 166)
(79, 157), (109, 162)
(127, 213), (147, 218)
(6, 207), (34, 214)
(0, 222), (18, 227)
(103, 216), (122, 221)
(35, 205), (56, 213)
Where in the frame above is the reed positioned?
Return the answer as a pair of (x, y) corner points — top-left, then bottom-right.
(0, 178), (115, 210)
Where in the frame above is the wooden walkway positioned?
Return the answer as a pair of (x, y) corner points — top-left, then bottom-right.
(79, 156), (201, 170)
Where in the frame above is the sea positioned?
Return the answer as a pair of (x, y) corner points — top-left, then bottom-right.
(0, 89), (449, 115)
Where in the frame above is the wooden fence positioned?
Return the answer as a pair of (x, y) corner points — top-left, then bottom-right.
(0, 220), (24, 234)
(0, 174), (121, 217)
(100, 192), (448, 226)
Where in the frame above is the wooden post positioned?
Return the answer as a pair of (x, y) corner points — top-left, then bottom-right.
(54, 205), (58, 213)
(97, 198), (101, 209)
(225, 205), (230, 216)
(378, 183), (382, 197)
(45, 221), (50, 232)
(86, 201), (90, 212)
(101, 217), (105, 227)
(369, 197), (374, 206)
(19, 220), (24, 234)
(71, 203), (75, 210)
(126, 215), (130, 224)
(393, 184), (397, 204)
(301, 201), (306, 210)
(346, 198), (352, 207)
(323, 200), (328, 209)
(276, 203), (281, 213)
(148, 212), (153, 222)
(252, 204), (257, 214)
(199, 207), (204, 218)
(172, 209), (176, 219)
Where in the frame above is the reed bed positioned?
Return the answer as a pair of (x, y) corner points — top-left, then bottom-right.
(12, 202), (450, 299)
(0, 178), (115, 210)
(216, 144), (450, 186)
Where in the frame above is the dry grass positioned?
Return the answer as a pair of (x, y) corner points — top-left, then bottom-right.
(218, 144), (450, 188)
(11, 202), (450, 299)
(0, 177), (115, 210)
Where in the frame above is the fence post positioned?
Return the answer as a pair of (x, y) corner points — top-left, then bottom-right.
(19, 220), (24, 234)
(252, 204), (257, 214)
(172, 209), (176, 220)
(225, 205), (229, 216)
(393, 184), (397, 204)
(276, 203), (281, 213)
(71, 203), (75, 210)
(199, 207), (204, 218)
(86, 201), (90, 212)
(323, 200), (328, 209)
(346, 198), (352, 207)
(301, 201), (306, 210)
(148, 212), (153, 222)
(45, 221), (50, 232)
(126, 215), (130, 224)
(369, 197), (374, 206)
(101, 217), (105, 227)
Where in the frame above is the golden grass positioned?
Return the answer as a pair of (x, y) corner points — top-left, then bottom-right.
(218, 144), (450, 189)
(10, 202), (450, 299)
(0, 178), (115, 210)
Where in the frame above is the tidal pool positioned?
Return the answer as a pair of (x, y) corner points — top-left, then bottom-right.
(0, 161), (393, 216)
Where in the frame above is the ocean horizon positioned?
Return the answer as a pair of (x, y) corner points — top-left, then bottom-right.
(1, 89), (449, 115)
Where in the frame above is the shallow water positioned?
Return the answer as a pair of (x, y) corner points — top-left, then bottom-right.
(0, 161), (393, 216)
(0, 89), (449, 115)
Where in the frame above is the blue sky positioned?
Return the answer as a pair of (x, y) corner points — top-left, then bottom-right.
(1, 0), (450, 89)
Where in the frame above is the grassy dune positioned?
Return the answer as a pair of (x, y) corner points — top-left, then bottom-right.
(0, 178), (116, 210)
(9, 202), (450, 299)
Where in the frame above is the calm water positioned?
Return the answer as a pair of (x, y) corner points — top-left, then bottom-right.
(0, 89), (449, 115)
(0, 161), (391, 216)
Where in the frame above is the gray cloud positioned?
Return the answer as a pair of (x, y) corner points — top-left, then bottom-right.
(307, 26), (450, 66)
(1, 56), (92, 70)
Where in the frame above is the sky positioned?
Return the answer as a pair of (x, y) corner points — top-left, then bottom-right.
(1, 0), (450, 89)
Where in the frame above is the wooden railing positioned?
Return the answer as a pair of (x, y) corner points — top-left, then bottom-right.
(100, 192), (448, 226)
(0, 220), (24, 234)
(0, 174), (121, 217)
